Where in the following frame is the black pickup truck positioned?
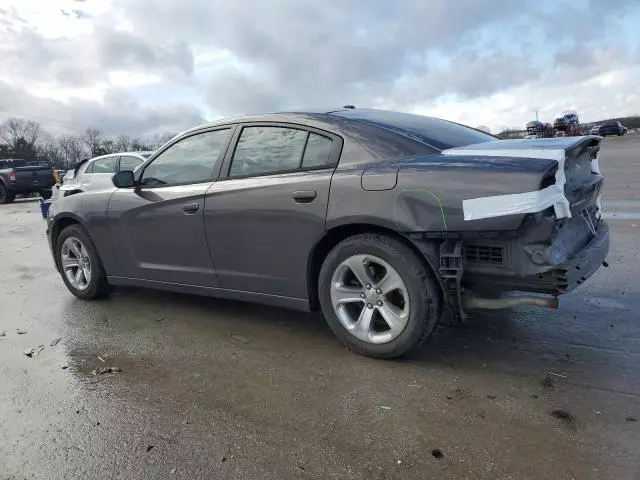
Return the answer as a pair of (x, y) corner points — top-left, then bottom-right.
(0, 158), (55, 204)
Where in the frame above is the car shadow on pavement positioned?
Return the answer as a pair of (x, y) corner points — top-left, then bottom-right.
(61, 284), (634, 403)
(63, 285), (542, 373)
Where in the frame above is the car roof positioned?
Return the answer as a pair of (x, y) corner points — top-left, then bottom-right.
(89, 151), (153, 161)
(183, 109), (354, 134)
(179, 108), (499, 153)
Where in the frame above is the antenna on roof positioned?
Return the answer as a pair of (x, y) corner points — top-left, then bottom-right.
(342, 105), (356, 109)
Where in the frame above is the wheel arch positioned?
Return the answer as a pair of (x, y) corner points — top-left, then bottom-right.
(50, 214), (85, 260)
(307, 223), (444, 310)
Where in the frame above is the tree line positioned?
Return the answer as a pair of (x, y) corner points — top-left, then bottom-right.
(0, 118), (175, 170)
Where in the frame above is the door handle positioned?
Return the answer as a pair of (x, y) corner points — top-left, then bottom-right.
(292, 190), (317, 203)
(182, 202), (199, 214)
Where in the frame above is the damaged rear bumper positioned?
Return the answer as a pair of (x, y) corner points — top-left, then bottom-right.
(548, 220), (609, 293)
(463, 220), (609, 296)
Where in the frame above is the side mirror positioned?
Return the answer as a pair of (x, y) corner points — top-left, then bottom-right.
(112, 170), (136, 188)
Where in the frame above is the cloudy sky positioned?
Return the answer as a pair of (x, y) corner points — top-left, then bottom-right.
(1, 0), (639, 136)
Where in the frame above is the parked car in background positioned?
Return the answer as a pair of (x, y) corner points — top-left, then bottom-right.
(60, 152), (152, 196)
(47, 109), (608, 358)
(525, 121), (554, 139)
(0, 158), (55, 204)
(591, 121), (626, 136)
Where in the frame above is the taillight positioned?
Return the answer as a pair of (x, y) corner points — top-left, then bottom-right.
(8, 171), (15, 181)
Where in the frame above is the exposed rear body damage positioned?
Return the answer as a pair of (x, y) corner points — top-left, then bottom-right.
(390, 136), (608, 318)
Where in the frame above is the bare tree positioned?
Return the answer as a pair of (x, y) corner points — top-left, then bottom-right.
(83, 127), (103, 156)
(130, 136), (152, 151)
(23, 120), (41, 147)
(114, 134), (132, 152)
(0, 118), (41, 150)
(150, 132), (175, 150)
(58, 135), (86, 169)
(100, 139), (117, 154)
(0, 118), (23, 146)
(36, 134), (65, 168)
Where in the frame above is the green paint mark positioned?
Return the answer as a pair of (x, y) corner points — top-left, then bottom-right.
(393, 188), (448, 231)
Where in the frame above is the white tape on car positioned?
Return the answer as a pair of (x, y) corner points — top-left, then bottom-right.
(442, 148), (571, 221)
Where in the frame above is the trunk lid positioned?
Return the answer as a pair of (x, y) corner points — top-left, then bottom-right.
(442, 136), (603, 222)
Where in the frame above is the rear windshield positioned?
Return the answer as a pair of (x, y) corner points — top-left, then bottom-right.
(331, 109), (496, 150)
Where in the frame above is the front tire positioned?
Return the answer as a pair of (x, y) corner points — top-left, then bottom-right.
(55, 225), (112, 300)
(318, 234), (442, 358)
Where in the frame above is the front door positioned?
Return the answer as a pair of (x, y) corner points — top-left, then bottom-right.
(204, 124), (341, 299)
(108, 127), (234, 286)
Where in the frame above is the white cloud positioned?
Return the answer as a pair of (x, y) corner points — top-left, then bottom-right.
(413, 65), (640, 131)
(107, 70), (162, 88)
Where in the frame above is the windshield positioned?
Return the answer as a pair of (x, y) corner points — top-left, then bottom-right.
(331, 109), (497, 150)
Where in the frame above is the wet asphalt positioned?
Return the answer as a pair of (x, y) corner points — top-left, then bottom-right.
(1, 136), (639, 479)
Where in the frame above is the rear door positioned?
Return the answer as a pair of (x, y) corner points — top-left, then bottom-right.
(204, 123), (342, 299)
(108, 127), (234, 286)
(118, 155), (145, 172)
(80, 156), (119, 191)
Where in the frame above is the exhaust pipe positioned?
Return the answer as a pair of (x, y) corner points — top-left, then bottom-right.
(464, 294), (559, 310)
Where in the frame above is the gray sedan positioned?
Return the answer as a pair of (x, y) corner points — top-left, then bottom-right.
(46, 108), (608, 358)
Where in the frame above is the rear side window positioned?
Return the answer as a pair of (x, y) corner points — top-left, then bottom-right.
(332, 109), (496, 150)
(89, 157), (118, 173)
(229, 127), (334, 177)
(302, 133), (333, 168)
(119, 156), (144, 171)
(230, 127), (308, 177)
(0, 159), (26, 168)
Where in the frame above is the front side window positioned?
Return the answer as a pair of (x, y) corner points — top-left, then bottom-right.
(229, 127), (308, 177)
(141, 129), (231, 187)
(90, 157), (118, 173)
(119, 156), (144, 171)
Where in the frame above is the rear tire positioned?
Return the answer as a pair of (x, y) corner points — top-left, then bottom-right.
(318, 233), (442, 358)
(55, 224), (113, 300)
(0, 183), (15, 204)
